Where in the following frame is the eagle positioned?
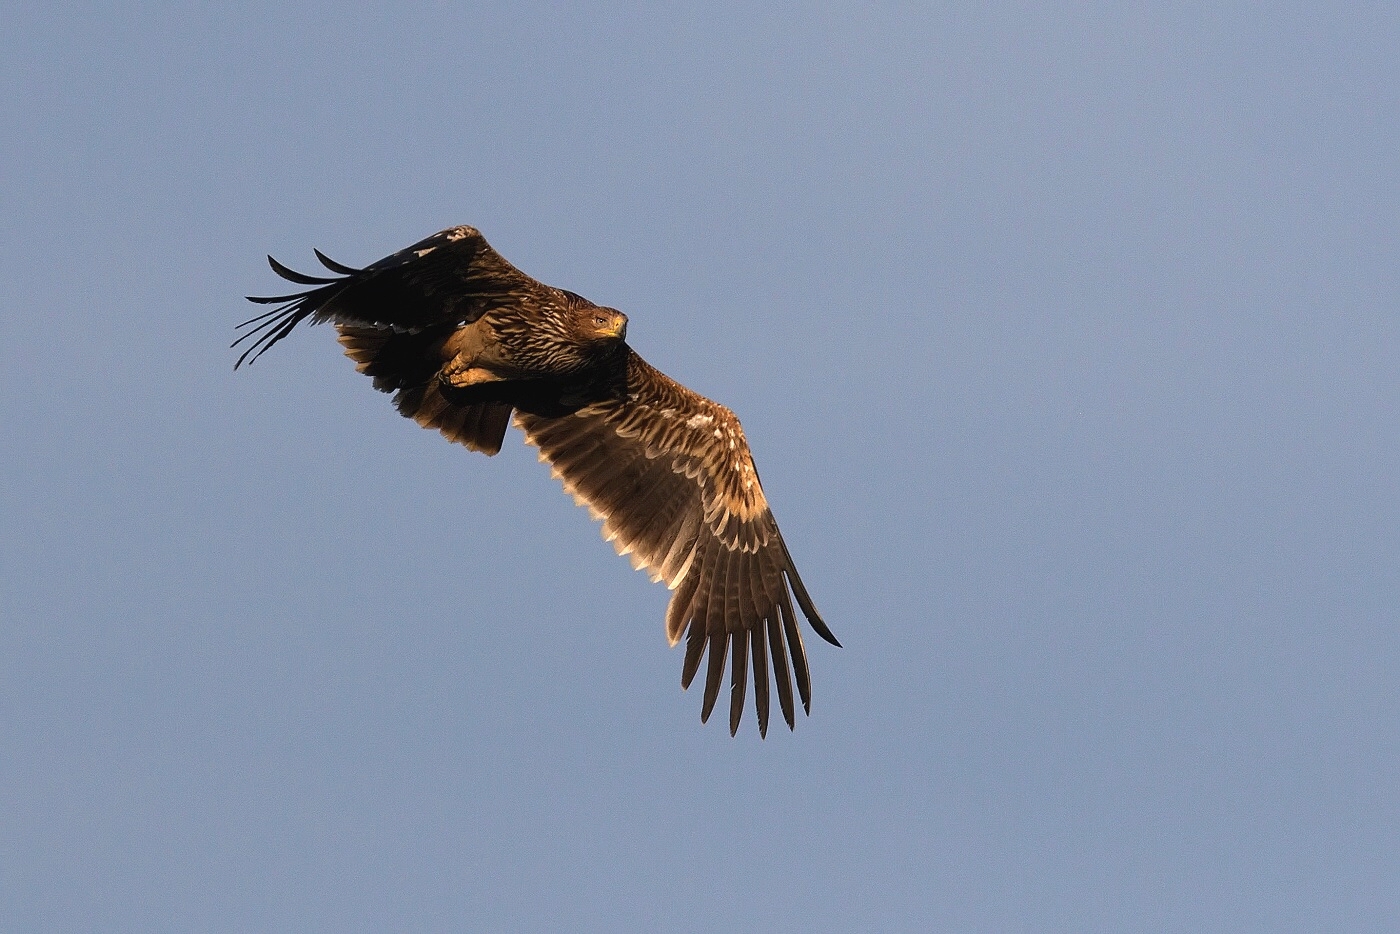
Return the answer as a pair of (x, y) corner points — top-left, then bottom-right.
(236, 225), (839, 736)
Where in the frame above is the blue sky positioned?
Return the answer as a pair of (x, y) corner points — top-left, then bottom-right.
(3, 4), (1397, 931)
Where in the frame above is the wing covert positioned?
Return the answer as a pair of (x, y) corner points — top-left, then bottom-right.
(235, 225), (547, 367)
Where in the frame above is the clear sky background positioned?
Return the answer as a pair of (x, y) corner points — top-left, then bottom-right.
(3, 4), (1397, 932)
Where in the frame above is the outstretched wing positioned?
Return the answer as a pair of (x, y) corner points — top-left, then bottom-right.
(514, 350), (840, 737)
(235, 225), (547, 368)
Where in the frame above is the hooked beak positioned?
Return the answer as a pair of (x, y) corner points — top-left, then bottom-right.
(605, 311), (628, 340)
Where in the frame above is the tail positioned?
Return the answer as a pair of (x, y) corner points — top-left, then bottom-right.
(337, 325), (514, 455)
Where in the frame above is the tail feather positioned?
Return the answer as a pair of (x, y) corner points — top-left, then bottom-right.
(336, 325), (513, 455)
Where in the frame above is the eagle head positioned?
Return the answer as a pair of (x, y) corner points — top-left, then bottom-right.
(580, 306), (628, 343)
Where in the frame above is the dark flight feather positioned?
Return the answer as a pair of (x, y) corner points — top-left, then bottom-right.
(314, 248), (361, 275)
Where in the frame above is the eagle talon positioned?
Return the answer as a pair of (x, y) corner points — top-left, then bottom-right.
(443, 365), (505, 388)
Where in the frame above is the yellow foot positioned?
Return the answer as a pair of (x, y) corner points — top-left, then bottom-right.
(443, 365), (507, 388)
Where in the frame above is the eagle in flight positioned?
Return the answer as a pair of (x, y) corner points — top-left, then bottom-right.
(237, 225), (839, 736)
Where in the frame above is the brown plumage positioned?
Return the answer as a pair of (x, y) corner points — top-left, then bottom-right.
(237, 225), (839, 736)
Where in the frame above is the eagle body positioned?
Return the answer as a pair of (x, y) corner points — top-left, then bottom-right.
(238, 225), (838, 735)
